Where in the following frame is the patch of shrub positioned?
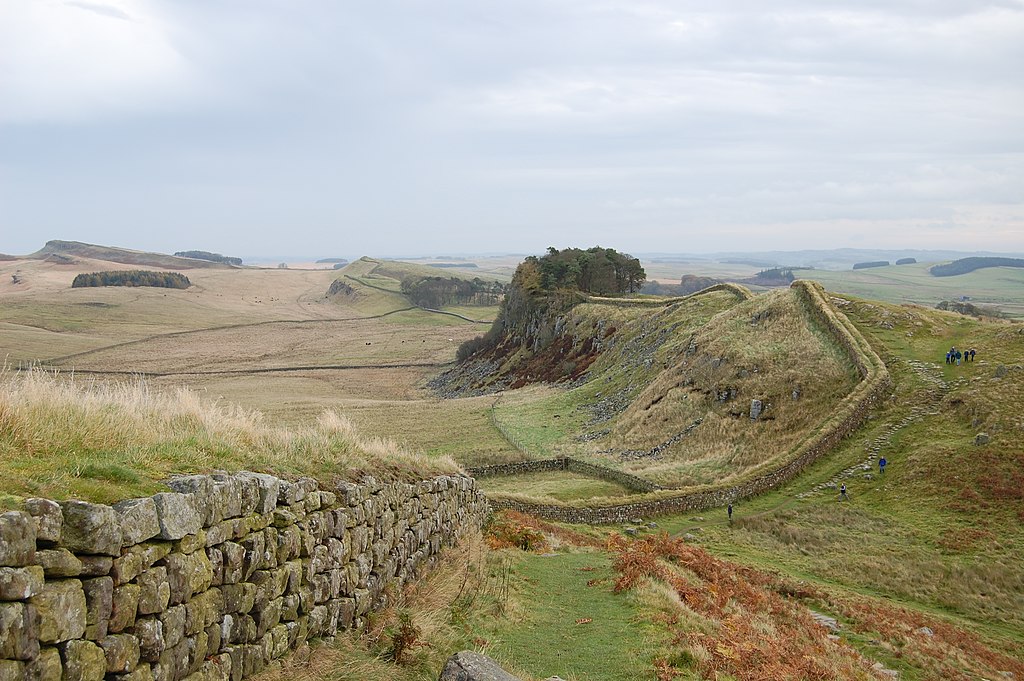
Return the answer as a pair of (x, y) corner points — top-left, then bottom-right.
(174, 250), (242, 266)
(852, 260), (889, 270)
(71, 270), (191, 289)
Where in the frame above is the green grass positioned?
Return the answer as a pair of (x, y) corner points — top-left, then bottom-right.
(478, 471), (635, 502)
(802, 263), (1024, 317)
(0, 369), (461, 504)
(483, 550), (659, 681)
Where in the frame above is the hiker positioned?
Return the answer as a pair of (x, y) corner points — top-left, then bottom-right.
(954, 348), (961, 365)
(840, 483), (848, 501)
(727, 503), (733, 521)
(879, 457), (887, 474)
(945, 351), (951, 364)
(970, 348), (976, 362)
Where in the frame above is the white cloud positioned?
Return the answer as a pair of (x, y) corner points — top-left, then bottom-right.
(0, 0), (196, 123)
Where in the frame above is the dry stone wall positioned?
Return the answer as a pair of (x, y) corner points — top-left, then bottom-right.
(0, 472), (487, 681)
(483, 280), (893, 524)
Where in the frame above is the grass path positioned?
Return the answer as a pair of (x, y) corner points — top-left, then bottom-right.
(485, 551), (658, 680)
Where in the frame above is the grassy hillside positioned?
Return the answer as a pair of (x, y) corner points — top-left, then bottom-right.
(0, 369), (458, 505)
(457, 286), (861, 492)
(29, 240), (234, 269)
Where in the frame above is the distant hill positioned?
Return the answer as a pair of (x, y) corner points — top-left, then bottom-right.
(930, 256), (1024, 277)
(316, 258), (349, 264)
(28, 241), (232, 269)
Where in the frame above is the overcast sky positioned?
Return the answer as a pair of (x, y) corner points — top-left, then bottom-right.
(1, 1), (1022, 258)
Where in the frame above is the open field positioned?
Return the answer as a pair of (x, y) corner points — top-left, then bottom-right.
(3, 245), (1023, 678)
(644, 257), (1024, 318)
(478, 470), (635, 502)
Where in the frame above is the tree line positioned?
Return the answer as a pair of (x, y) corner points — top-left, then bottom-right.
(930, 257), (1024, 277)
(456, 246), (646, 362)
(521, 246), (645, 295)
(174, 250), (243, 266)
(401, 276), (507, 309)
(71, 270), (192, 289)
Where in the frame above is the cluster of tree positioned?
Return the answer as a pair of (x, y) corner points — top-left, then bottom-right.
(71, 270), (191, 289)
(456, 246), (645, 362)
(930, 257), (1024, 277)
(174, 250), (242, 266)
(895, 257), (917, 265)
(521, 246), (646, 295)
(401, 276), (506, 309)
(315, 258), (348, 264)
(852, 261), (889, 270)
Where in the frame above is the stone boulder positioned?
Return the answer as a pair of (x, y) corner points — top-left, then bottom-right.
(0, 511), (36, 567)
(438, 651), (523, 681)
(59, 501), (122, 556)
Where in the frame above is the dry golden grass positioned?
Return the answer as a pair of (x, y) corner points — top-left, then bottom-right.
(606, 289), (860, 486)
(0, 368), (459, 504)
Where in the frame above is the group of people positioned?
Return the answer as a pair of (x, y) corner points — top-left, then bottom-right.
(946, 346), (976, 365)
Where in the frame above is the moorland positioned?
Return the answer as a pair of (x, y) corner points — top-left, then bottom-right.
(1, 240), (1021, 680)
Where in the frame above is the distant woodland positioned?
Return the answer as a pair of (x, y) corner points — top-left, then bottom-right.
(401, 276), (506, 308)
(174, 250), (242, 266)
(930, 257), (1024, 277)
(522, 246), (646, 295)
(71, 271), (192, 289)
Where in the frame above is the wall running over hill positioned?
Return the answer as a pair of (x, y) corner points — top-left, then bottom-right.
(0, 472), (487, 681)
(484, 280), (893, 523)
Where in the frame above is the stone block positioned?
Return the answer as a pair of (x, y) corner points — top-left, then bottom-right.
(79, 555), (113, 577)
(221, 582), (256, 615)
(131, 542), (172, 570)
(164, 551), (213, 605)
(0, 601), (40, 660)
(0, 511), (35, 567)
(236, 473), (279, 514)
(59, 639), (106, 681)
(32, 579), (87, 643)
(27, 645), (62, 681)
(438, 651), (523, 681)
(114, 498), (161, 546)
(109, 664), (154, 681)
(152, 493), (202, 541)
(37, 548), (83, 577)
(0, 565), (44, 600)
(160, 605), (187, 649)
(99, 634), (141, 674)
(82, 576), (113, 640)
(112, 552), (145, 586)
(184, 588), (223, 634)
(0, 660), (26, 681)
(175, 531), (207, 555)
(166, 476), (215, 525)
(220, 542), (244, 585)
(24, 498), (62, 545)
(137, 567), (170, 615)
(59, 501), (122, 556)
(109, 583), (140, 633)
(133, 617), (164, 662)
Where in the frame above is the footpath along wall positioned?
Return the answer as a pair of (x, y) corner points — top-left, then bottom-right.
(0, 471), (487, 681)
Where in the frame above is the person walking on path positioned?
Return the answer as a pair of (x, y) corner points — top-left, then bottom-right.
(970, 348), (976, 362)
(879, 457), (887, 474)
(727, 503), (733, 522)
(840, 483), (849, 501)
(955, 349), (962, 366)
(946, 351), (951, 364)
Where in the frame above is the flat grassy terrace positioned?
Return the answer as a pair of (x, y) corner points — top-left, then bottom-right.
(477, 470), (636, 502)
